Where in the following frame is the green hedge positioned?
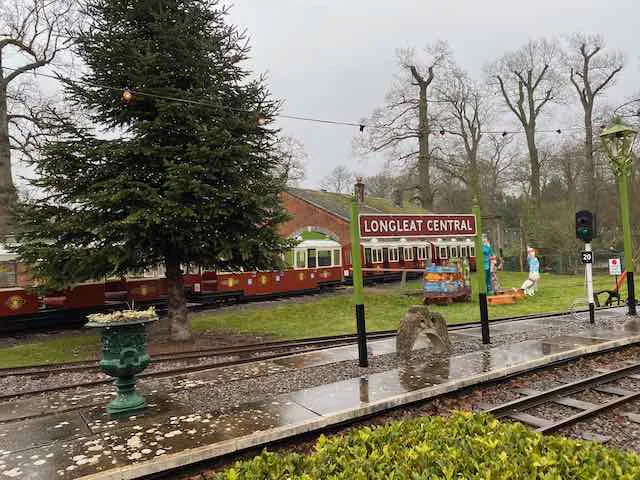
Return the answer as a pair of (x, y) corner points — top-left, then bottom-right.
(217, 412), (640, 479)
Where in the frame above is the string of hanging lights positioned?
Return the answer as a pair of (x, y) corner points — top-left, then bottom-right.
(2, 65), (591, 136)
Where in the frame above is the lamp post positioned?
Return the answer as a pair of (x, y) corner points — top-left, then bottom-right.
(351, 177), (368, 367)
(600, 117), (638, 317)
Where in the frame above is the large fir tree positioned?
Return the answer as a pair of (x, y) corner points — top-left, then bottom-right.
(13, 0), (290, 341)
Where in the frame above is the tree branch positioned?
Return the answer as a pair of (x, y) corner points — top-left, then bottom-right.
(593, 65), (623, 96)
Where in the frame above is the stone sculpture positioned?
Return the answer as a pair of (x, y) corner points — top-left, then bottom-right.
(396, 305), (452, 359)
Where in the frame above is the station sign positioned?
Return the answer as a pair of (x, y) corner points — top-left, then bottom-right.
(359, 214), (476, 238)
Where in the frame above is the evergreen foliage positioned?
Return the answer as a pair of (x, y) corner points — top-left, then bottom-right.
(13, 0), (290, 340)
(218, 412), (640, 479)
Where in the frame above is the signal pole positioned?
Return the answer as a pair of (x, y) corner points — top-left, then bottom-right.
(585, 242), (595, 324)
(576, 210), (596, 324)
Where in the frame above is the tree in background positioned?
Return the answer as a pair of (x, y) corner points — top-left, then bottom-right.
(0, 0), (75, 237)
(566, 33), (624, 212)
(434, 65), (487, 206)
(320, 165), (355, 193)
(275, 135), (307, 186)
(357, 42), (451, 210)
(491, 38), (564, 205)
(13, 0), (290, 341)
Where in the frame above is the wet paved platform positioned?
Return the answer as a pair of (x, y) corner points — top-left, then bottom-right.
(1, 310), (639, 479)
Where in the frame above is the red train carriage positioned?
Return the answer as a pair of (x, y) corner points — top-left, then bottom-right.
(343, 237), (476, 283)
(0, 238), (346, 332)
(0, 232), (477, 331)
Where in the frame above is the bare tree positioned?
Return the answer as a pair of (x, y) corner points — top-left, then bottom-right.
(357, 41), (451, 210)
(434, 67), (486, 204)
(275, 135), (307, 186)
(364, 168), (395, 199)
(481, 133), (519, 210)
(490, 38), (564, 205)
(0, 0), (74, 236)
(320, 165), (354, 193)
(566, 33), (623, 211)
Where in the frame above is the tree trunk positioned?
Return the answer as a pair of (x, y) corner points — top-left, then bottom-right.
(584, 105), (596, 212)
(0, 83), (16, 238)
(165, 255), (191, 342)
(417, 84), (433, 211)
(525, 129), (541, 205)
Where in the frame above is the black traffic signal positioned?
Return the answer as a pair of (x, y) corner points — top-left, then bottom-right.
(575, 210), (595, 242)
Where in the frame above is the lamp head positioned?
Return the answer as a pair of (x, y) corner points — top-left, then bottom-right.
(600, 116), (637, 140)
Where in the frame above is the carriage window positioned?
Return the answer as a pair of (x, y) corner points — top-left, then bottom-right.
(332, 249), (341, 266)
(438, 246), (448, 258)
(389, 247), (399, 262)
(372, 248), (383, 263)
(364, 248), (372, 264)
(284, 251), (295, 268)
(403, 247), (414, 261)
(295, 250), (306, 269)
(0, 262), (17, 287)
(317, 250), (332, 267)
(307, 249), (317, 268)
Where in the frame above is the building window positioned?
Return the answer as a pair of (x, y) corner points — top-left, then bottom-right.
(389, 247), (399, 262)
(417, 246), (427, 260)
(403, 247), (414, 261)
(449, 246), (458, 258)
(372, 248), (383, 263)
(332, 249), (341, 266)
(438, 246), (448, 259)
(364, 248), (372, 264)
(469, 246), (475, 257)
(317, 250), (332, 267)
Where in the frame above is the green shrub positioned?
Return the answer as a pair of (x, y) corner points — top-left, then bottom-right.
(217, 412), (640, 479)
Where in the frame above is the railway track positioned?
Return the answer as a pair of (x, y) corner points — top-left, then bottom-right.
(0, 305), (622, 379)
(485, 361), (640, 440)
(0, 330), (397, 378)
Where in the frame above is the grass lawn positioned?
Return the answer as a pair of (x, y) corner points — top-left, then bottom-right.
(0, 271), (632, 368)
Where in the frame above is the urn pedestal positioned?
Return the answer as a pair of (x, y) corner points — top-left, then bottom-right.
(86, 317), (156, 415)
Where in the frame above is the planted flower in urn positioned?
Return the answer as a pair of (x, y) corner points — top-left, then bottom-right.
(86, 307), (157, 415)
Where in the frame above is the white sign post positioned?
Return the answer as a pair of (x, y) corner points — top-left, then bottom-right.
(582, 244), (595, 324)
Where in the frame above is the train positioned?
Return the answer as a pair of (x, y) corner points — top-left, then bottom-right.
(0, 237), (476, 332)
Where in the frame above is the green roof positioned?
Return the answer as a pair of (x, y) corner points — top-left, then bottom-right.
(287, 188), (429, 221)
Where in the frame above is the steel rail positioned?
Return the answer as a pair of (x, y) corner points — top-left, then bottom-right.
(0, 331), (397, 378)
(486, 362), (640, 434)
(0, 305), (624, 378)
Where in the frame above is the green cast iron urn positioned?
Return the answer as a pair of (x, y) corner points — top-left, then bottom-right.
(86, 310), (157, 415)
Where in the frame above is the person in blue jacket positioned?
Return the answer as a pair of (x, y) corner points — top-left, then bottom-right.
(482, 236), (494, 295)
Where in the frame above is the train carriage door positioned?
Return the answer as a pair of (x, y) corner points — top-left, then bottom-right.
(364, 247), (373, 266)
(307, 249), (317, 268)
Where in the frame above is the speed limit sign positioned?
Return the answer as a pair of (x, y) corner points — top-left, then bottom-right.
(581, 251), (593, 264)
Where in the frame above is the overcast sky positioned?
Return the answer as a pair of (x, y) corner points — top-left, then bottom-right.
(9, 0), (640, 190)
(227, 0), (640, 188)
